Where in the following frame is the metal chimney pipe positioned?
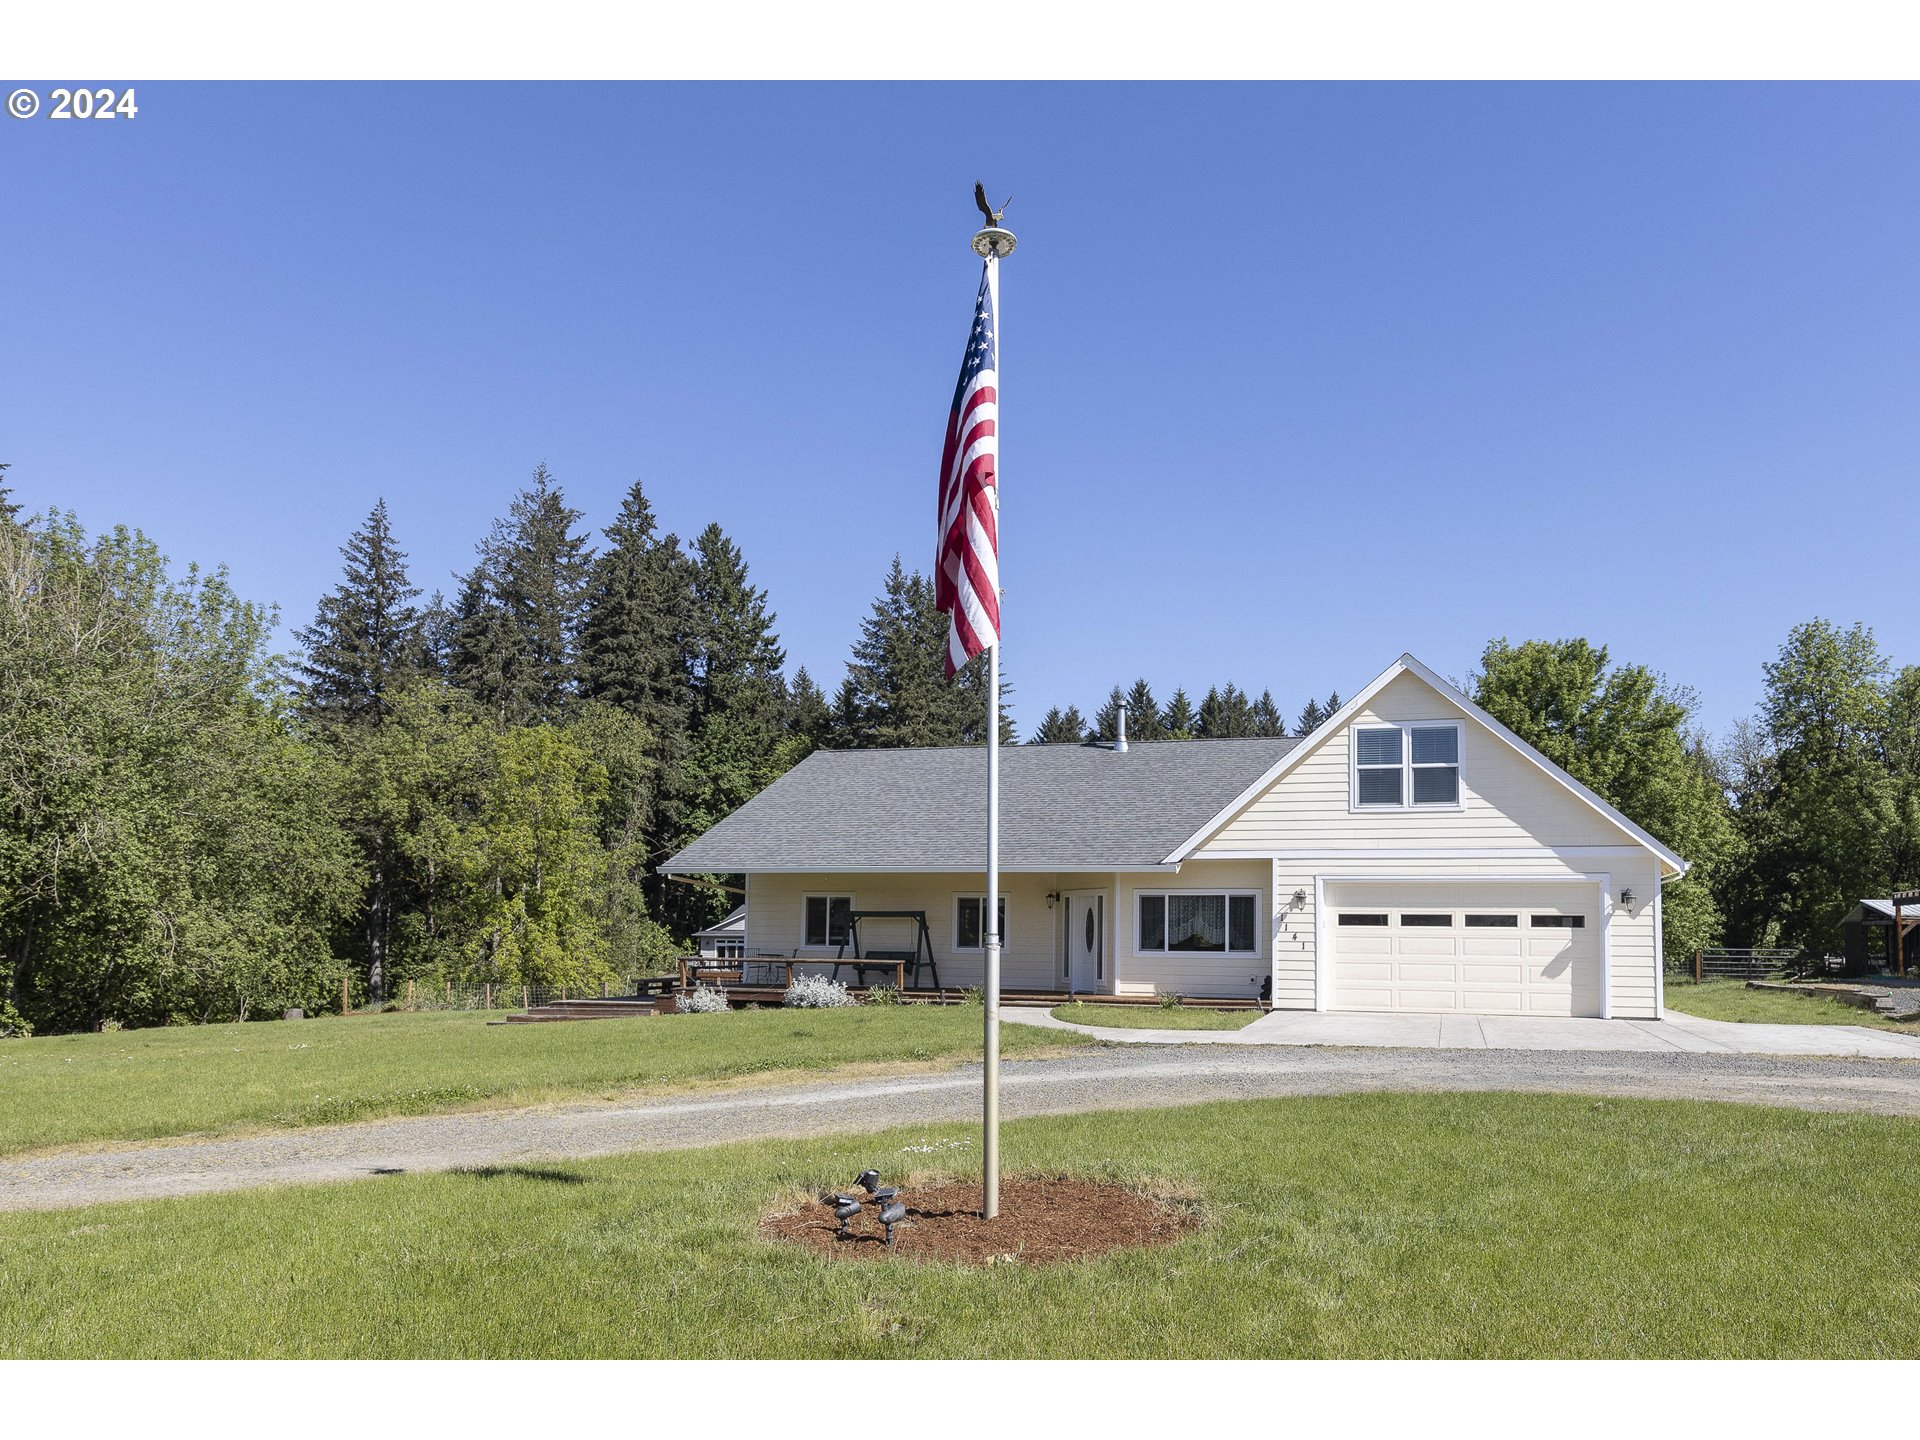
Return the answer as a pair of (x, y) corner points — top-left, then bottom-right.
(1115, 701), (1129, 753)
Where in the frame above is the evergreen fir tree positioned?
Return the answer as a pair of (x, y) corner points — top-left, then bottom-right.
(581, 479), (696, 739)
(1323, 690), (1342, 718)
(579, 480), (710, 941)
(418, 590), (455, 677)
(1030, 705), (1091, 744)
(449, 464), (594, 726)
(1252, 689), (1285, 737)
(1092, 685), (1127, 742)
(1125, 679), (1166, 741)
(294, 499), (425, 727)
(0, 463), (19, 525)
(1294, 696), (1326, 737)
(1161, 687), (1197, 739)
(830, 673), (869, 747)
(1199, 684), (1256, 737)
(786, 666), (832, 749)
(1197, 686), (1226, 738)
(836, 556), (1008, 748)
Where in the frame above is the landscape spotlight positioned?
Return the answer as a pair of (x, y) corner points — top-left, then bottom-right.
(854, 1170), (883, 1194)
(831, 1194), (863, 1239)
(870, 1185), (900, 1204)
(879, 1198), (907, 1246)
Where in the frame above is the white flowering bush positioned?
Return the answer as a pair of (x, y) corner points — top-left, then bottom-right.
(783, 975), (855, 1009)
(676, 984), (732, 1014)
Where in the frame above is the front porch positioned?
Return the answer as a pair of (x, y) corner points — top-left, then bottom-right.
(673, 956), (1268, 1010)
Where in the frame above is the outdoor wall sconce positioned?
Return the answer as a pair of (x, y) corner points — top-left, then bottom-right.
(1045, 890), (1060, 908)
(1619, 888), (1636, 909)
(1290, 889), (1307, 908)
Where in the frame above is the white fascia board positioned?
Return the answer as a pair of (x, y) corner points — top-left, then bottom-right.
(1163, 652), (1690, 879)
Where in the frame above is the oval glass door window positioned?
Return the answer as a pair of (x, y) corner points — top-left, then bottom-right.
(1084, 910), (1095, 951)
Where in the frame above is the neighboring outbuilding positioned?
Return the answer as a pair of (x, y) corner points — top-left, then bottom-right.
(1840, 896), (1919, 976)
(691, 904), (747, 959)
(660, 654), (1688, 1019)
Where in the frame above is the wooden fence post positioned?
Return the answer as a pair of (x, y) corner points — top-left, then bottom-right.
(407, 979), (415, 1010)
(447, 979), (453, 1004)
(603, 980), (609, 998)
(342, 976), (351, 1016)
(523, 985), (529, 1010)
(485, 983), (491, 1010)
(1694, 949), (1701, 983)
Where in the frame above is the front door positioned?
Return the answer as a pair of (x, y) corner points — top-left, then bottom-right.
(1065, 892), (1103, 993)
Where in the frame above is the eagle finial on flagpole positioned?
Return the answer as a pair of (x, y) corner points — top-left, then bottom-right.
(972, 181), (1017, 259)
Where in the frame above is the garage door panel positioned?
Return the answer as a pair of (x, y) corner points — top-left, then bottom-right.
(1330, 885), (1599, 1017)
(1461, 990), (1524, 1013)
(1397, 962), (1460, 983)
(1463, 935), (1523, 957)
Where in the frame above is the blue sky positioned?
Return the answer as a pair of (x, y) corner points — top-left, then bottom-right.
(7, 81), (1916, 737)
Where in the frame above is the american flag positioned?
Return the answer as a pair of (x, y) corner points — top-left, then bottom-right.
(935, 265), (1000, 679)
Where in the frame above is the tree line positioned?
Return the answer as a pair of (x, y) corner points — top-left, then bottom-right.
(2, 459), (1916, 1034)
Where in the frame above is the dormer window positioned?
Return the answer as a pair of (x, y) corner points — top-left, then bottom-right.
(1352, 721), (1462, 809)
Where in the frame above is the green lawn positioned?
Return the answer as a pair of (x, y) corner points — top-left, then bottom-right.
(1050, 1002), (1261, 1031)
(0, 1007), (1084, 1157)
(1666, 978), (1920, 1034)
(3, 1092), (1918, 1357)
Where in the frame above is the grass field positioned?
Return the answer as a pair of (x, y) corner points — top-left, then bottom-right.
(1665, 978), (1920, 1033)
(0, 1007), (1085, 1157)
(1050, 1002), (1260, 1031)
(3, 1092), (1917, 1358)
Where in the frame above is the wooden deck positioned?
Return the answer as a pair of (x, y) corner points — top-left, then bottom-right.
(498, 988), (1265, 1022)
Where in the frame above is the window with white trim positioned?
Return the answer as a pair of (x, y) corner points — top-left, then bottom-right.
(953, 895), (1007, 952)
(1352, 721), (1462, 808)
(1136, 891), (1258, 955)
(803, 894), (852, 948)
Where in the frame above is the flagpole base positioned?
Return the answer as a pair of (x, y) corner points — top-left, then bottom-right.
(972, 226), (1018, 259)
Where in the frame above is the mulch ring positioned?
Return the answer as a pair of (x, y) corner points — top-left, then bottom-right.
(761, 1176), (1198, 1267)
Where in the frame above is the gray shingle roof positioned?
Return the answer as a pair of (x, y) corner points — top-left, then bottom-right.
(660, 737), (1299, 873)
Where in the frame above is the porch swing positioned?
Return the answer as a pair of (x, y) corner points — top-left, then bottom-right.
(832, 911), (942, 991)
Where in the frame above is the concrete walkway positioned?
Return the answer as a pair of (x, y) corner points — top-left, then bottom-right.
(1007, 1006), (1920, 1059)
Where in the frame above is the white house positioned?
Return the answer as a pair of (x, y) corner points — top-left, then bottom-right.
(659, 655), (1687, 1020)
(692, 905), (748, 959)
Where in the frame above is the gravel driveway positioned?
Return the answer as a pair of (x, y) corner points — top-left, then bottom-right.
(4, 1044), (1919, 1214)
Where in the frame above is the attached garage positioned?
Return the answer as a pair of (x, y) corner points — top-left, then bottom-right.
(1326, 881), (1603, 1017)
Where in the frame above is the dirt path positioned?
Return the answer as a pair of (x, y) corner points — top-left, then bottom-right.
(4, 1045), (1919, 1214)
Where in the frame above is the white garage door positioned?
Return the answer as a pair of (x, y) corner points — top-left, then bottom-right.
(1329, 883), (1601, 1016)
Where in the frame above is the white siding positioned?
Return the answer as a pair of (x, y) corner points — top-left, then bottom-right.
(1114, 859), (1271, 1000)
(1201, 672), (1630, 850)
(743, 871), (1116, 992)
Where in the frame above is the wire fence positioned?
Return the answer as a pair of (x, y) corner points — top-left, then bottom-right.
(1666, 948), (1806, 983)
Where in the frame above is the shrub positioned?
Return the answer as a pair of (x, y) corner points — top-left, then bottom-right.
(864, 983), (899, 1006)
(0, 1001), (32, 1039)
(784, 975), (855, 1009)
(97, 1017), (124, 1033)
(958, 986), (985, 1008)
(1158, 992), (1184, 1011)
(677, 985), (732, 1014)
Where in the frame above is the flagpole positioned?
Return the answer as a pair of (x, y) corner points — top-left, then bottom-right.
(971, 219), (1014, 1222)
